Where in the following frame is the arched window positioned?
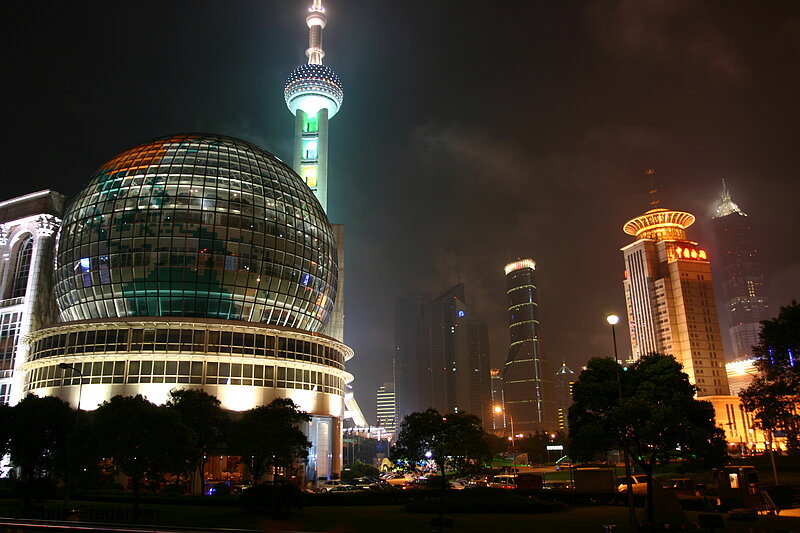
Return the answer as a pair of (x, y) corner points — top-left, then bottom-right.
(10, 235), (33, 298)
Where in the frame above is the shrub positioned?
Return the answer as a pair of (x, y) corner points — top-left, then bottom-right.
(239, 484), (305, 513)
(405, 487), (566, 514)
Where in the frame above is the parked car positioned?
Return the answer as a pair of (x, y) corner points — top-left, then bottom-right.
(488, 475), (517, 489)
(386, 473), (415, 486)
(320, 480), (353, 492)
(663, 478), (706, 499)
(616, 474), (649, 494)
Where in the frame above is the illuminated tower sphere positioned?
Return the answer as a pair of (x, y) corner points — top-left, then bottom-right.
(621, 207), (729, 395)
(502, 259), (556, 433)
(285, 0), (343, 213)
(711, 181), (769, 359)
(54, 134), (338, 333)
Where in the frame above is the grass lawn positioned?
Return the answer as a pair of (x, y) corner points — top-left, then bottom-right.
(4, 499), (800, 532)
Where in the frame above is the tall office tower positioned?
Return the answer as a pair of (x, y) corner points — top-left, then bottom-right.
(489, 368), (505, 433)
(622, 206), (729, 396)
(466, 318), (492, 426)
(0, 191), (66, 405)
(394, 284), (492, 425)
(285, 0), (345, 343)
(712, 182), (769, 359)
(554, 359), (575, 432)
(502, 260), (556, 433)
(394, 293), (432, 420)
(376, 382), (397, 432)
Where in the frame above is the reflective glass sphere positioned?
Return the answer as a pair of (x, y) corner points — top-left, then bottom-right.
(54, 133), (338, 332)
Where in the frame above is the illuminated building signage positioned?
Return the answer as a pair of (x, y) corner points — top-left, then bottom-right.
(673, 245), (708, 261)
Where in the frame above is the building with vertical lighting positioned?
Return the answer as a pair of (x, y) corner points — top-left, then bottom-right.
(394, 284), (492, 427)
(712, 181), (769, 359)
(0, 191), (66, 406)
(502, 259), (556, 433)
(489, 368), (505, 433)
(376, 382), (396, 433)
(621, 207), (729, 395)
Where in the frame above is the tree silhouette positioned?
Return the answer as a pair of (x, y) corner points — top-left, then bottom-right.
(233, 398), (311, 485)
(166, 388), (227, 494)
(740, 301), (800, 454)
(568, 354), (726, 525)
(7, 394), (73, 483)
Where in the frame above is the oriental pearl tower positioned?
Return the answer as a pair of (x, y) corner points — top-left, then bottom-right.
(285, 0), (343, 214)
(286, 0), (367, 428)
(285, 0), (345, 345)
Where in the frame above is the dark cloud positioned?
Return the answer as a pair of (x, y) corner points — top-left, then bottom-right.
(585, 0), (747, 79)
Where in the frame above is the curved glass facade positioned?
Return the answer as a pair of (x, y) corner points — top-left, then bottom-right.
(22, 319), (352, 406)
(54, 134), (338, 333)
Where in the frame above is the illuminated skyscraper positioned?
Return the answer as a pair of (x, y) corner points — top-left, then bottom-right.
(712, 181), (769, 359)
(621, 207), (729, 395)
(285, 0), (345, 343)
(554, 359), (574, 432)
(502, 259), (556, 433)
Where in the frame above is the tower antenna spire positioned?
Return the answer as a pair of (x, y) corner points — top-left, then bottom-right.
(306, 0), (327, 65)
(646, 169), (659, 208)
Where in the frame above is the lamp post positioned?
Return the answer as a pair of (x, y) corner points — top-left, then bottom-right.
(57, 362), (83, 510)
(494, 406), (517, 474)
(606, 314), (636, 531)
(58, 362), (83, 411)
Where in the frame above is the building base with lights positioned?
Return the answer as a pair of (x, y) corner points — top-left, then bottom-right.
(21, 317), (352, 482)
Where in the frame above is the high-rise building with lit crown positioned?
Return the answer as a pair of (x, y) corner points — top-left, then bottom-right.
(621, 207), (729, 396)
(502, 259), (556, 433)
(554, 359), (575, 432)
(711, 181), (769, 359)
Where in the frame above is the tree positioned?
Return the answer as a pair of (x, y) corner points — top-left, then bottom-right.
(232, 398), (311, 485)
(93, 395), (195, 518)
(740, 301), (800, 454)
(568, 354), (726, 525)
(166, 388), (228, 494)
(392, 409), (490, 480)
(7, 395), (74, 483)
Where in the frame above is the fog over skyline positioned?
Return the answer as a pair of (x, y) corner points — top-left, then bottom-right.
(4, 1), (800, 423)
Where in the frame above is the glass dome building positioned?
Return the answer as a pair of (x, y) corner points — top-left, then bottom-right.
(21, 134), (352, 482)
(54, 133), (337, 332)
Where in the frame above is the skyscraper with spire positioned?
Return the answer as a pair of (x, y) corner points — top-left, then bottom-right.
(711, 181), (769, 359)
(285, 0), (345, 342)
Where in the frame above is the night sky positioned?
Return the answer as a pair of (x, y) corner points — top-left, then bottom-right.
(4, 1), (800, 423)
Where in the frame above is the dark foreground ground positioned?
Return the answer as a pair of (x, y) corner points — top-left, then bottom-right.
(3, 500), (800, 533)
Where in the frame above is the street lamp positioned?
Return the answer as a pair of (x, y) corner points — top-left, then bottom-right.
(494, 406), (517, 474)
(606, 314), (636, 531)
(58, 363), (83, 411)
